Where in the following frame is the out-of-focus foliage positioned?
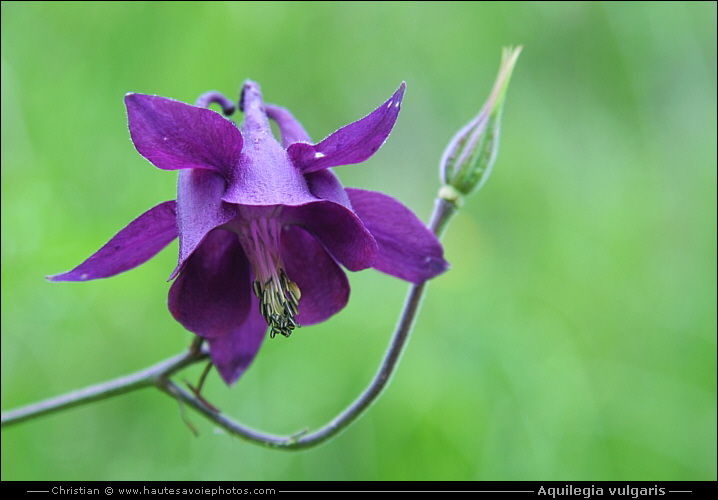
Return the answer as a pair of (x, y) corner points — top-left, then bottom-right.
(2, 1), (715, 480)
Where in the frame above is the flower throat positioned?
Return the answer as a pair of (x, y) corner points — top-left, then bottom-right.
(240, 217), (301, 338)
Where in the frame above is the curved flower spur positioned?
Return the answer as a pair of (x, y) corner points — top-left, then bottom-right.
(49, 80), (448, 385)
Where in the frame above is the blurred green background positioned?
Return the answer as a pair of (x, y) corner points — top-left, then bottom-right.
(1, 1), (715, 481)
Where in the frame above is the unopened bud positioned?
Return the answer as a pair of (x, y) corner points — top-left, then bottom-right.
(440, 46), (522, 198)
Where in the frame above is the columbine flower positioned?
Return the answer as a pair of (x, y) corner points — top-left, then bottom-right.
(50, 80), (448, 385)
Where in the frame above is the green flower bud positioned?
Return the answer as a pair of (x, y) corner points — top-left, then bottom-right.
(440, 46), (522, 198)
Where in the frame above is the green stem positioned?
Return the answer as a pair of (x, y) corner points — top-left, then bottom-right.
(1, 349), (208, 427)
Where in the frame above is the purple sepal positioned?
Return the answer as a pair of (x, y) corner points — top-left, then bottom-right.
(346, 189), (449, 283)
(125, 93), (243, 178)
(48, 200), (178, 282)
(287, 83), (405, 173)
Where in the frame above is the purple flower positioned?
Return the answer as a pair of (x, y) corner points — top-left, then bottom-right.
(50, 80), (448, 385)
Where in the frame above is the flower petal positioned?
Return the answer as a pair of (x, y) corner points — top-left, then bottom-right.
(171, 168), (238, 280)
(287, 82), (406, 173)
(281, 225), (350, 325)
(48, 201), (177, 282)
(207, 303), (267, 385)
(125, 93), (243, 178)
(304, 169), (352, 209)
(282, 200), (378, 272)
(168, 229), (251, 339)
(346, 188), (449, 283)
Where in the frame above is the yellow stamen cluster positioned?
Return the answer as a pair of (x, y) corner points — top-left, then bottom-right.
(253, 268), (301, 338)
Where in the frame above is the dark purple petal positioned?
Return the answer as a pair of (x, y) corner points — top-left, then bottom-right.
(125, 93), (243, 178)
(207, 303), (267, 385)
(282, 200), (378, 272)
(346, 188), (449, 283)
(281, 225), (350, 325)
(287, 82), (406, 173)
(48, 201), (177, 282)
(304, 169), (352, 209)
(171, 168), (238, 280)
(265, 104), (311, 147)
(168, 229), (251, 339)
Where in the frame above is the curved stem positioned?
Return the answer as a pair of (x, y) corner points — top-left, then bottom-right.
(1, 349), (209, 427)
(2, 194), (459, 450)
(282, 196), (457, 449)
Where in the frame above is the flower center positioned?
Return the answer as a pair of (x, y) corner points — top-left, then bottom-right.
(238, 217), (301, 338)
(252, 268), (301, 338)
